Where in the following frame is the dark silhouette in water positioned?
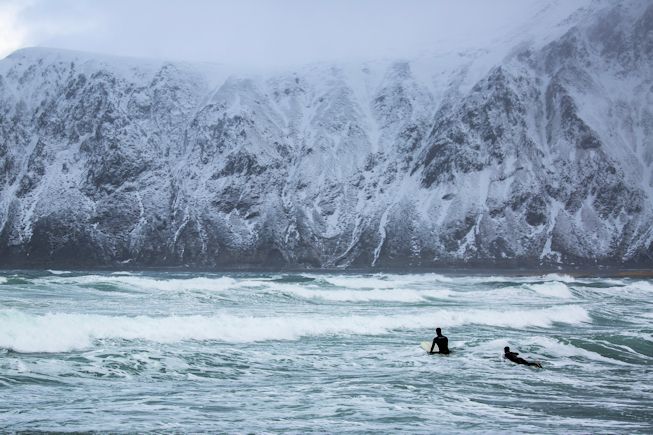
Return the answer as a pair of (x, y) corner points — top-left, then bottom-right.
(429, 327), (450, 354)
(504, 346), (542, 368)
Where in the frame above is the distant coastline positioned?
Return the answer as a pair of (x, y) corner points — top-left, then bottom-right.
(1, 264), (650, 278)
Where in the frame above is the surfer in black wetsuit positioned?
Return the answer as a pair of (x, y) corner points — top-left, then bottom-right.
(429, 327), (450, 354)
(504, 346), (542, 368)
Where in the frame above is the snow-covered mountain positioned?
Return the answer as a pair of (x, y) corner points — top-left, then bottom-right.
(0, 0), (651, 268)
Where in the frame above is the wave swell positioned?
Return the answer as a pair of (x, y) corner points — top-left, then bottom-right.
(0, 305), (589, 353)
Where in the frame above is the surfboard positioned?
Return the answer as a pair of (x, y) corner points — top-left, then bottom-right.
(421, 341), (453, 354)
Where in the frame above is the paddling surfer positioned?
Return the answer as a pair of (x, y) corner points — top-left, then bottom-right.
(504, 346), (542, 368)
(429, 327), (450, 354)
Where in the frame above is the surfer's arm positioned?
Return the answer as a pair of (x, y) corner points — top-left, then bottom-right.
(429, 338), (437, 354)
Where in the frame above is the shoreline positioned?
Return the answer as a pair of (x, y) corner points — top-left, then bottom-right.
(0, 265), (651, 279)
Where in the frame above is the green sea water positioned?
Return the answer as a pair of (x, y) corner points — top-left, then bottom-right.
(0, 270), (651, 432)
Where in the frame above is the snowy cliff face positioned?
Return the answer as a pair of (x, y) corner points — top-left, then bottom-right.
(0, 1), (652, 268)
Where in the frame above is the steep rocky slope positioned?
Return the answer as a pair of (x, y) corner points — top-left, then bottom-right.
(0, 0), (651, 268)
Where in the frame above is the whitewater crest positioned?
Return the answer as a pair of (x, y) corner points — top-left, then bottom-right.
(0, 0), (652, 268)
(0, 305), (588, 353)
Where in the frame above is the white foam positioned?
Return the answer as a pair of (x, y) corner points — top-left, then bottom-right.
(46, 270), (69, 275)
(0, 277), (6, 284)
(442, 273), (576, 286)
(319, 275), (398, 289)
(383, 273), (523, 286)
(275, 285), (451, 302)
(630, 281), (653, 292)
(33, 273), (590, 298)
(0, 305), (590, 353)
(528, 282), (574, 299)
(379, 273), (465, 285)
(441, 305), (589, 329)
(522, 336), (629, 365)
(41, 275), (239, 293)
(316, 273), (469, 289)
(541, 273), (576, 283)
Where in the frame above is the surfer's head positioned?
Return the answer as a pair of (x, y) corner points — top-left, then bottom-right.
(436, 327), (442, 336)
(504, 346), (510, 353)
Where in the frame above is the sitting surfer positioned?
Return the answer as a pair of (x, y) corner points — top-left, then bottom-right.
(504, 346), (542, 368)
(429, 327), (450, 354)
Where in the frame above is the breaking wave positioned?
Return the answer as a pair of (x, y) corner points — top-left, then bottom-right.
(268, 283), (451, 302)
(40, 275), (240, 293)
(630, 281), (653, 292)
(46, 270), (70, 275)
(528, 282), (574, 298)
(0, 305), (589, 353)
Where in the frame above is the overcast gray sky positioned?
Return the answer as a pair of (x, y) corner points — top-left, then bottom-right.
(0, 0), (583, 67)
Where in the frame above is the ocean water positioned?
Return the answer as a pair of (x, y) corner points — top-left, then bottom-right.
(0, 270), (651, 433)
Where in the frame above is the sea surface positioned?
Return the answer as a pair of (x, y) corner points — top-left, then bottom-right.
(0, 270), (651, 433)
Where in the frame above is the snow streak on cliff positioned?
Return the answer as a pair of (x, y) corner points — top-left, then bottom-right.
(0, 1), (652, 268)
